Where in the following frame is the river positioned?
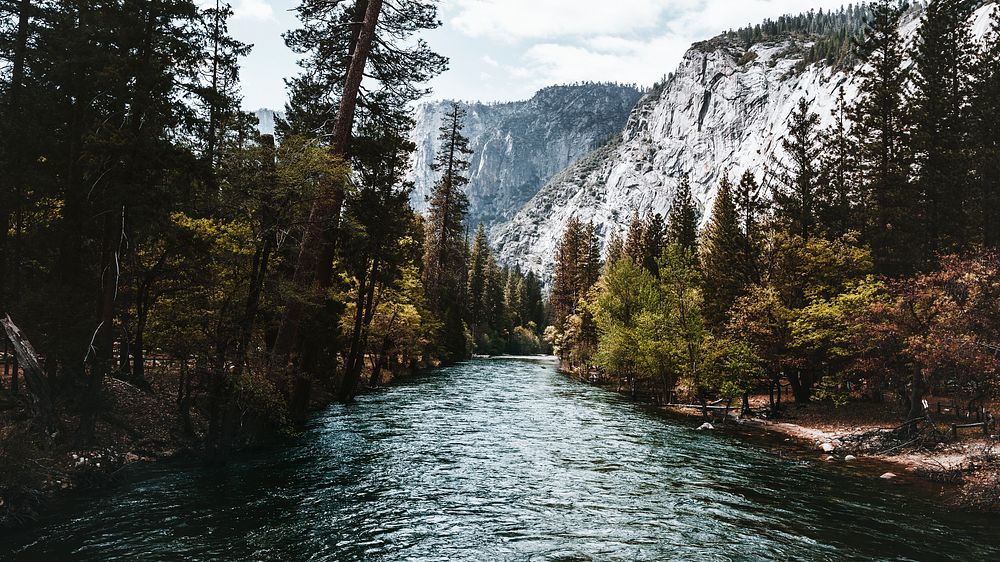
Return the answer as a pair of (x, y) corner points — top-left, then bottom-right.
(2, 358), (998, 561)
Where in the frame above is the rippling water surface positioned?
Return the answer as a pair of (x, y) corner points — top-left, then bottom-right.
(2, 358), (999, 561)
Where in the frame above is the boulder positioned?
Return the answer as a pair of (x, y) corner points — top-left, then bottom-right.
(697, 422), (715, 431)
(880, 472), (897, 480)
(844, 455), (857, 462)
(819, 442), (836, 453)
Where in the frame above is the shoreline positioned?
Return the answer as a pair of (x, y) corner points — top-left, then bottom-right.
(567, 370), (999, 512)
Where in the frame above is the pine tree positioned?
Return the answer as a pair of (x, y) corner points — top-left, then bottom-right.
(641, 212), (666, 277)
(623, 211), (645, 266)
(774, 98), (821, 240)
(467, 224), (490, 339)
(604, 232), (625, 270)
(667, 175), (699, 253)
(423, 102), (473, 361)
(971, 4), (1000, 248)
(735, 171), (767, 288)
(700, 174), (745, 330)
(851, 0), (915, 275)
(817, 88), (858, 237)
(272, 0), (446, 380)
(338, 107), (419, 401)
(551, 217), (601, 330)
(911, 0), (976, 261)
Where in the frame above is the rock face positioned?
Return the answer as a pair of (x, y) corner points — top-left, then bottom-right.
(491, 4), (998, 279)
(407, 84), (643, 231)
(255, 109), (282, 136)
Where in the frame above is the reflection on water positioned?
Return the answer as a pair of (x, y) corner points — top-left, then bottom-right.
(2, 357), (998, 561)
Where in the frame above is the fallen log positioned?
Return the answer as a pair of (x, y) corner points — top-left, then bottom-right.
(1, 314), (55, 432)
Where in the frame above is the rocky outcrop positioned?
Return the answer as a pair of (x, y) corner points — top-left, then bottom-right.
(407, 84), (643, 231)
(493, 4), (998, 279)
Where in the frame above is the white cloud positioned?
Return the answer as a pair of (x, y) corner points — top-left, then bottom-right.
(232, 0), (275, 22)
(449, 0), (857, 97)
(448, 0), (671, 40)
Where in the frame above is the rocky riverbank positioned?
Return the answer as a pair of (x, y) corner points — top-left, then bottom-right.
(661, 397), (1000, 512)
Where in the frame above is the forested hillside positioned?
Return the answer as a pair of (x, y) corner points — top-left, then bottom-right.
(0, 0), (541, 523)
(548, 0), (1000, 430)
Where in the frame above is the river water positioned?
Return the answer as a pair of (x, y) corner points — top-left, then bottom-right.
(2, 358), (998, 561)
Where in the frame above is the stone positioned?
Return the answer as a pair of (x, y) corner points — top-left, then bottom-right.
(697, 422), (715, 431)
(880, 472), (897, 480)
(844, 455), (857, 462)
(819, 442), (836, 453)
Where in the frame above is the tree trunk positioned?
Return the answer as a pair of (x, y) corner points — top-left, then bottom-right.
(907, 369), (928, 421)
(79, 211), (123, 444)
(269, 0), (383, 380)
(1, 315), (54, 430)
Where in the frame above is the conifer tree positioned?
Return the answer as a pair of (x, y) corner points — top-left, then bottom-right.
(850, 0), (915, 275)
(604, 232), (625, 270)
(971, 4), (1000, 248)
(551, 217), (601, 330)
(423, 102), (473, 361)
(774, 98), (821, 240)
(911, 0), (976, 261)
(700, 174), (745, 330)
(467, 224), (490, 340)
(641, 212), (666, 277)
(735, 171), (767, 288)
(817, 88), (858, 237)
(623, 211), (645, 266)
(667, 175), (699, 254)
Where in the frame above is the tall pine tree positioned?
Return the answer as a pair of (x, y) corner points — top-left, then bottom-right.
(850, 0), (915, 275)
(423, 102), (473, 361)
(911, 0), (976, 261)
(774, 98), (821, 240)
(700, 173), (745, 330)
(971, 4), (1000, 248)
(667, 175), (699, 254)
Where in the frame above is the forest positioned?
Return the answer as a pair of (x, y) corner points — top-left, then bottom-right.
(2, 0), (1000, 542)
(549, 1), (1000, 424)
(0, 0), (545, 519)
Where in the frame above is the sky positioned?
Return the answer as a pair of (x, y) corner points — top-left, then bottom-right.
(227, 0), (857, 110)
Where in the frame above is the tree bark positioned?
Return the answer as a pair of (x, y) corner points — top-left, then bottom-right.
(1, 315), (54, 431)
(269, 0), (384, 383)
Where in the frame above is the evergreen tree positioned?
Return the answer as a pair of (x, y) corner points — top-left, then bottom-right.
(667, 175), (699, 254)
(817, 88), (858, 237)
(641, 212), (666, 277)
(467, 224), (490, 339)
(338, 107), (420, 401)
(734, 171), (767, 288)
(971, 4), (1000, 248)
(551, 217), (601, 330)
(700, 174), (745, 330)
(604, 232), (625, 270)
(910, 0), (976, 261)
(623, 211), (645, 266)
(774, 98), (821, 240)
(423, 102), (473, 361)
(850, 0), (915, 275)
(271, 0), (446, 384)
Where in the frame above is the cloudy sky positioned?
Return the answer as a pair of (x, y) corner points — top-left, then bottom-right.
(228, 0), (855, 110)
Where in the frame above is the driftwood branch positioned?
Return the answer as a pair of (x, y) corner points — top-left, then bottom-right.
(1, 314), (55, 432)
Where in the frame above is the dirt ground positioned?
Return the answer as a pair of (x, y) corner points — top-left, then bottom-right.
(669, 393), (1000, 511)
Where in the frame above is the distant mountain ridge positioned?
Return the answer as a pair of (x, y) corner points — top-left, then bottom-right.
(407, 83), (644, 231)
(491, 2), (999, 279)
(254, 83), (643, 236)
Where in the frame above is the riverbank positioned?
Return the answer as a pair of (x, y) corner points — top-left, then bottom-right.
(659, 396), (1000, 512)
(0, 359), (435, 529)
(558, 362), (1000, 512)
